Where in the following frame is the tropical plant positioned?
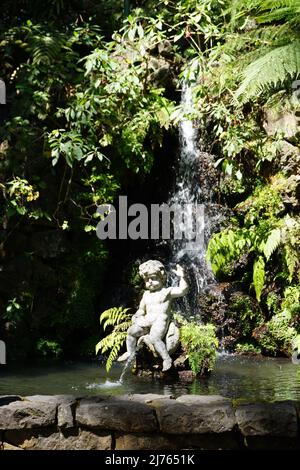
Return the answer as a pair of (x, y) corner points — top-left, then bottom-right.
(95, 307), (132, 372)
(207, 176), (299, 301)
(232, 0), (300, 102)
(176, 315), (218, 375)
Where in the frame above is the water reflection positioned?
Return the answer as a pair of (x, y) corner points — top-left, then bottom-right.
(1, 355), (300, 401)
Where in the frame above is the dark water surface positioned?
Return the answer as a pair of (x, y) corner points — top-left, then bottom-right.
(1, 355), (300, 401)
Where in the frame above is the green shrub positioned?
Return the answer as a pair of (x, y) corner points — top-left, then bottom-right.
(236, 342), (261, 355)
(36, 339), (63, 358)
(177, 316), (218, 375)
(253, 310), (297, 356)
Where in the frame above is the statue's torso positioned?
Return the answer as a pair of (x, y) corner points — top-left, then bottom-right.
(143, 287), (172, 324)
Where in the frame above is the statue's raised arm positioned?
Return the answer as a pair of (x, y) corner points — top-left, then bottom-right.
(169, 264), (189, 298)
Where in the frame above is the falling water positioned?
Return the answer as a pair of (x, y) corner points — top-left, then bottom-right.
(168, 81), (222, 317)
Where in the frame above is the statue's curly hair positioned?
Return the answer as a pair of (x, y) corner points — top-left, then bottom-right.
(139, 260), (166, 284)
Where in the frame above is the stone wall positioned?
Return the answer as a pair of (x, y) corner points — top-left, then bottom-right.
(0, 394), (299, 450)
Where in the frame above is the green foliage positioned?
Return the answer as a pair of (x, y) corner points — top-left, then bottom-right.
(253, 256), (265, 302)
(207, 176), (299, 302)
(254, 286), (300, 355)
(254, 310), (297, 355)
(177, 315), (218, 375)
(95, 307), (132, 372)
(49, 20), (176, 175)
(235, 41), (300, 103)
(37, 339), (63, 358)
(236, 343), (261, 355)
(281, 286), (300, 318)
(228, 293), (263, 339)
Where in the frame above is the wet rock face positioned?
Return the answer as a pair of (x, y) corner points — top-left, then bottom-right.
(263, 108), (300, 142)
(198, 283), (263, 351)
(277, 140), (300, 176)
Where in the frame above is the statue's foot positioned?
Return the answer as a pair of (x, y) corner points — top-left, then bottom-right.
(117, 352), (131, 362)
(162, 358), (172, 372)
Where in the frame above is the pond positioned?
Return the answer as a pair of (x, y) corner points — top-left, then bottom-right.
(1, 355), (300, 402)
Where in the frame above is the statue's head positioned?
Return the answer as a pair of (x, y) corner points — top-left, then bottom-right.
(139, 260), (166, 292)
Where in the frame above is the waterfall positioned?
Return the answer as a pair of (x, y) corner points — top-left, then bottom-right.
(168, 81), (221, 317)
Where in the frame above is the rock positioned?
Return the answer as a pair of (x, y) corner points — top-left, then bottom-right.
(57, 402), (76, 429)
(157, 40), (173, 58)
(76, 399), (157, 432)
(235, 402), (298, 437)
(76, 396), (108, 405)
(5, 429), (111, 450)
(115, 433), (178, 450)
(277, 140), (300, 175)
(24, 395), (76, 428)
(151, 395), (235, 434)
(25, 395), (75, 403)
(263, 109), (300, 141)
(148, 58), (172, 87)
(1, 442), (23, 450)
(115, 431), (239, 450)
(114, 394), (174, 404)
(0, 400), (57, 430)
(0, 396), (22, 407)
(177, 370), (195, 382)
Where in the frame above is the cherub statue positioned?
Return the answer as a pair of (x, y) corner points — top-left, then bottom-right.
(118, 260), (188, 371)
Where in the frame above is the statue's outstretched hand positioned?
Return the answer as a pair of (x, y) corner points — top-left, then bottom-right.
(172, 264), (185, 278)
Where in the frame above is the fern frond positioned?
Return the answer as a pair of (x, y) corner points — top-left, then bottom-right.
(100, 307), (131, 331)
(29, 32), (66, 66)
(284, 245), (298, 282)
(263, 228), (281, 260)
(235, 40), (300, 102)
(105, 335), (127, 372)
(253, 256), (265, 302)
(113, 320), (132, 332)
(96, 306), (132, 371)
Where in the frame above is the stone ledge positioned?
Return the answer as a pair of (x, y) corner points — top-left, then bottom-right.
(0, 394), (299, 450)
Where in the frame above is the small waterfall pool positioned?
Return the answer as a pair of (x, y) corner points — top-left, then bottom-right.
(1, 356), (300, 402)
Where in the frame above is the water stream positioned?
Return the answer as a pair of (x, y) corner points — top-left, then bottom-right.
(167, 81), (222, 318)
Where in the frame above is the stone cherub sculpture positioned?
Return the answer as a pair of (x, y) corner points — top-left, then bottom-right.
(118, 260), (189, 371)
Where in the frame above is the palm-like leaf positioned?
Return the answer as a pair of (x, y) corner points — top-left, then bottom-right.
(235, 40), (300, 102)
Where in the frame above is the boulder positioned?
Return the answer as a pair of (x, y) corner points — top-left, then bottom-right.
(76, 399), (157, 432)
(263, 109), (300, 141)
(151, 395), (235, 434)
(235, 402), (298, 437)
(5, 429), (111, 450)
(0, 400), (57, 430)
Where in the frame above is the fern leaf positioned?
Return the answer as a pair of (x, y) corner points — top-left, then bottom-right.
(105, 333), (127, 372)
(253, 256), (265, 302)
(284, 245), (298, 282)
(235, 41), (300, 103)
(263, 228), (281, 260)
(100, 307), (130, 331)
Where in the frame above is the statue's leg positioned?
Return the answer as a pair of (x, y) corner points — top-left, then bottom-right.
(149, 325), (172, 371)
(118, 324), (145, 362)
